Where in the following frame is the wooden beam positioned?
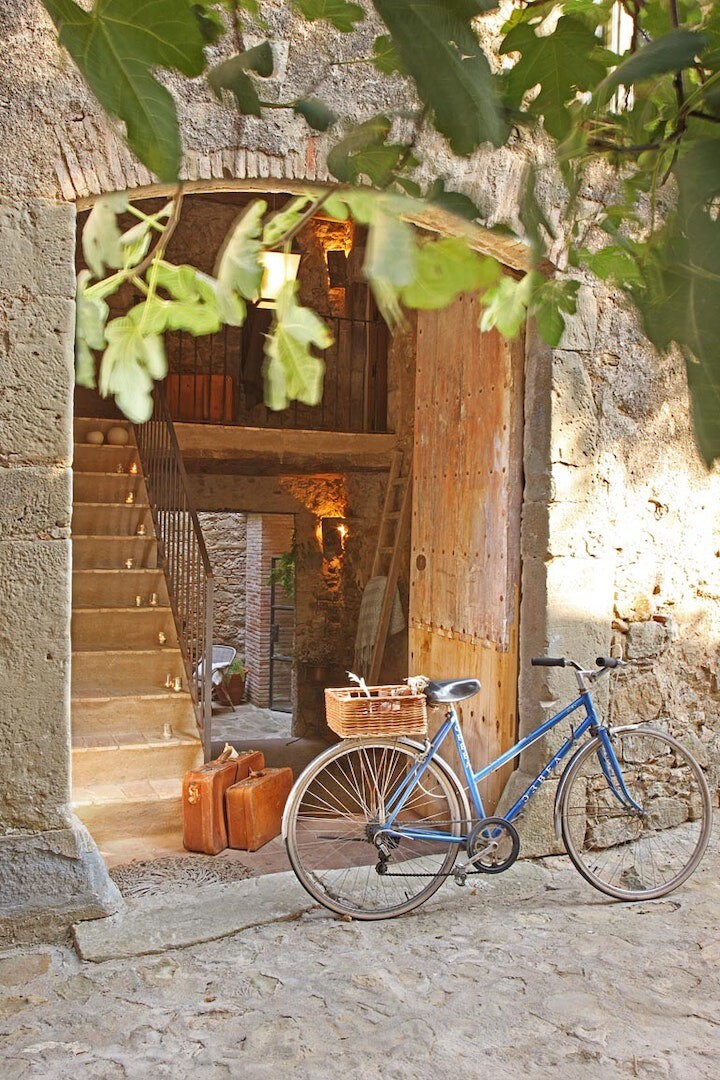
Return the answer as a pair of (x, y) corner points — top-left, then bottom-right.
(175, 423), (397, 474)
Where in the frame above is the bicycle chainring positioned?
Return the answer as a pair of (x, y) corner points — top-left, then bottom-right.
(466, 817), (520, 874)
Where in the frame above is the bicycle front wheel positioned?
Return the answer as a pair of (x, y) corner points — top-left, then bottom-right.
(285, 739), (463, 920)
(560, 726), (712, 901)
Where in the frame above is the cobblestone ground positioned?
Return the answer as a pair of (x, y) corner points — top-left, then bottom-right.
(1, 832), (718, 1080)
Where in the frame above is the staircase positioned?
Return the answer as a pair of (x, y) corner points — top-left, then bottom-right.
(71, 417), (203, 857)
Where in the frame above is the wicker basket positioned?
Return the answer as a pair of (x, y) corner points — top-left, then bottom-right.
(325, 685), (428, 739)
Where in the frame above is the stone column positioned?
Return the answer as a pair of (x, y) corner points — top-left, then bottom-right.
(498, 299), (616, 855)
(0, 196), (120, 943)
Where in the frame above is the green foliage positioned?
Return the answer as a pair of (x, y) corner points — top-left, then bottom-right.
(41, 0), (206, 181)
(373, 0), (507, 153)
(267, 544), (297, 595)
(43, 0), (720, 462)
(372, 35), (406, 76)
(501, 16), (611, 140)
(295, 0), (364, 32)
(293, 97), (337, 132)
(602, 29), (708, 93)
(215, 200), (267, 302)
(399, 238), (499, 310)
(264, 283), (332, 411)
(208, 42), (274, 116)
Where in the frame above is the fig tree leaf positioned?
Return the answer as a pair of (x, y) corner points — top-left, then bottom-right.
(293, 97), (337, 132)
(363, 205), (417, 326)
(263, 196), (314, 246)
(500, 16), (610, 140)
(215, 200), (267, 301)
(427, 178), (481, 221)
(82, 192), (128, 278)
(41, 0), (207, 181)
(372, 35), (407, 75)
(372, 0), (507, 153)
(264, 282), (332, 411)
(580, 246), (643, 286)
(400, 238), (499, 309)
(208, 43), (274, 115)
(479, 273), (536, 338)
(530, 279), (580, 347)
(603, 29), (707, 91)
(295, 0), (364, 32)
(99, 314), (167, 422)
(327, 116), (407, 186)
(75, 270), (109, 388)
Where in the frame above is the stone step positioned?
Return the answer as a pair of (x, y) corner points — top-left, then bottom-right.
(72, 689), (197, 737)
(72, 734), (202, 787)
(73, 503), (153, 536)
(74, 417), (136, 444)
(72, 648), (187, 692)
(73, 569), (169, 608)
(72, 608), (177, 650)
(73, 444), (140, 474)
(73, 471), (150, 505)
(73, 779), (184, 843)
(73, 536), (158, 569)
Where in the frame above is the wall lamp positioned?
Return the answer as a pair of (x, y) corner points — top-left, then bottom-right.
(321, 517), (348, 558)
(258, 251), (301, 308)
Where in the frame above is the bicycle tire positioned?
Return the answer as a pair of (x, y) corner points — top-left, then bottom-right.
(285, 739), (463, 920)
(560, 725), (712, 901)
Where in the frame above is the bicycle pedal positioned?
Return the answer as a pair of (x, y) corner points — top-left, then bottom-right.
(453, 867), (468, 886)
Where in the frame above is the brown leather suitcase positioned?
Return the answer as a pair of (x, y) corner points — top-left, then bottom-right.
(226, 767), (294, 851)
(182, 749), (265, 855)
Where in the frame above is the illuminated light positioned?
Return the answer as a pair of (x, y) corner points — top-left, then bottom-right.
(258, 251), (301, 308)
(321, 517), (347, 558)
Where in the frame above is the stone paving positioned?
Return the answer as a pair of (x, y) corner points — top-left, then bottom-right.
(1, 828), (718, 1080)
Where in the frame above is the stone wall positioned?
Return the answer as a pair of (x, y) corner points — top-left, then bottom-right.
(197, 512), (247, 660)
(0, 196), (120, 941)
(2, 0), (719, 928)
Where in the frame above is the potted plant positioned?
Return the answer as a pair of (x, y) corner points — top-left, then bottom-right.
(223, 656), (247, 705)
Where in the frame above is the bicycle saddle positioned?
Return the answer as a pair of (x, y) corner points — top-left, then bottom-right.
(425, 678), (481, 704)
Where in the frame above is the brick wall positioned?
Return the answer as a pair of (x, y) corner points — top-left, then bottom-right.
(244, 514), (295, 708)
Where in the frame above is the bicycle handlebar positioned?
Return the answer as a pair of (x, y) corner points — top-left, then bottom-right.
(531, 656), (626, 670)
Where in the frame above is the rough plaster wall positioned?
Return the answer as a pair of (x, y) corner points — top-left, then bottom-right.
(197, 512), (247, 659)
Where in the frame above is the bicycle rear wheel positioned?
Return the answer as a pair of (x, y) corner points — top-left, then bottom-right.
(560, 726), (712, 900)
(285, 739), (463, 920)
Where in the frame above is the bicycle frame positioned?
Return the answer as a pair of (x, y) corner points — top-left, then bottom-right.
(382, 687), (638, 845)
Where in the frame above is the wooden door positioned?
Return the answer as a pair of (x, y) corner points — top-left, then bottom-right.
(410, 293), (524, 810)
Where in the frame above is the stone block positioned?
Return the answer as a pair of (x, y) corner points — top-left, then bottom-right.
(0, 823), (121, 946)
(551, 351), (599, 467)
(0, 198), (76, 300)
(558, 284), (598, 352)
(0, 465), (71, 540)
(626, 620), (668, 659)
(0, 540), (71, 831)
(610, 672), (664, 723)
(0, 296), (74, 464)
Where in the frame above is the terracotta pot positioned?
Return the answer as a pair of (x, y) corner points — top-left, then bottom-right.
(226, 672), (246, 705)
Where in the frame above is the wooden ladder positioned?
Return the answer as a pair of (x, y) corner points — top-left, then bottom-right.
(367, 449), (413, 684)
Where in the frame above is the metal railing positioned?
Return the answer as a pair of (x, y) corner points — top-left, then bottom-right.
(135, 388), (214, 760)
(164, 310), (389, 433)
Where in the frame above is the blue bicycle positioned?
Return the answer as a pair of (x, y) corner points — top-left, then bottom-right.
(284, 657), (713, 919)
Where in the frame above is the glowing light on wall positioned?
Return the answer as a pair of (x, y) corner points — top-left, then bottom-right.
(258, 251), (301, 308)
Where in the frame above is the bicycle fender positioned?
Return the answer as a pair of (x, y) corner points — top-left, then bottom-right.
(281, 737), (472, 840)
(553, 724), (651, 838)
(553, 739), (598, 839)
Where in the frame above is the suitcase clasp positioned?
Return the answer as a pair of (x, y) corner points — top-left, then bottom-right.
(187, 782), (200, 804)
